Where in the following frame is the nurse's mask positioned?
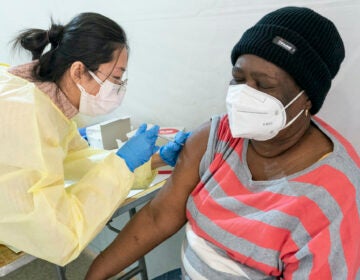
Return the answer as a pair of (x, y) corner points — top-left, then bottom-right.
(226, 84), (304, 141)
(77, 70), (126, 116)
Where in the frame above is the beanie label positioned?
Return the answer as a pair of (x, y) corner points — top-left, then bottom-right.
(272, 36), (296, 54)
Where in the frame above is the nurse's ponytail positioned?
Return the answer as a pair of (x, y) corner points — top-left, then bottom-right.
(13, 20), (64, 61)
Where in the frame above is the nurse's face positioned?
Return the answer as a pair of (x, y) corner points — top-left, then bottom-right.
(81, 48), (128, 96)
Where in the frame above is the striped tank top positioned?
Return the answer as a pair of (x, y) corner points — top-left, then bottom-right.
(182, 114), (360, 279)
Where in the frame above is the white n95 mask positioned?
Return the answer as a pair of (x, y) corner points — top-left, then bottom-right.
(77, 71), (126, 116)
(226, 84), (304, 141)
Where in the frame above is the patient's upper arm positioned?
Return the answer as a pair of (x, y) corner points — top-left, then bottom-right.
(150, 121), (211, 229)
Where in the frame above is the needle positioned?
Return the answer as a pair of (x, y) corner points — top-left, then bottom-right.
(158, 135), (184, 146)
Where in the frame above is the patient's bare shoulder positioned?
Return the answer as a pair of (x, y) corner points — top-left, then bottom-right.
(166, 121), (211, 193)
(176, 120), (211, 172)
(152, 121), (211, 217)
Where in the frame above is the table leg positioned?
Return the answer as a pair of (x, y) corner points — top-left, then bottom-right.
(55, 265), (67, 280)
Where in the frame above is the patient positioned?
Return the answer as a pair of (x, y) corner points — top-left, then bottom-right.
(86, 6), (360, 279)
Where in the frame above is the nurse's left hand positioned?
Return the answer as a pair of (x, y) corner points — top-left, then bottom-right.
(159, 131), (191, 167)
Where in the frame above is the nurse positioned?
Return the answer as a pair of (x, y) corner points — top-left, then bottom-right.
(0, 12), (188, 266)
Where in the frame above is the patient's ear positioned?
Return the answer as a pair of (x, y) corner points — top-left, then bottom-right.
(304, 91), (312, 114)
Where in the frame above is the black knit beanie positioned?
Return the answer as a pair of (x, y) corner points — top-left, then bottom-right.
(231, 6), (345, 114)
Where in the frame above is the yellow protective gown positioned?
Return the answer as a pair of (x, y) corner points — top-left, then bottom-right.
(0, 68), (156, 266)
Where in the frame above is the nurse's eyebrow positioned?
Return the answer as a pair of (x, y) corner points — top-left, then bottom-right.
(115, 66), (127, 72)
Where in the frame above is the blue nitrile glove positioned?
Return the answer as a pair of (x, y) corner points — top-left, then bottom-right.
(159, 131), (191, 167)
(78, 127), (88, 142)
(116, 124), (160, 172)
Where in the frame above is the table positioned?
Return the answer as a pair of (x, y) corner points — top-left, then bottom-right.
(0, 177), (168, 279)
(0, 245), (36, 277)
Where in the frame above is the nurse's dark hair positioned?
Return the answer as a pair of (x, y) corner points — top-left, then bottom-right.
(12, 12), (128, 82)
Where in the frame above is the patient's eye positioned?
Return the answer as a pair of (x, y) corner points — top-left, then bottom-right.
(257, 82), (274, 90)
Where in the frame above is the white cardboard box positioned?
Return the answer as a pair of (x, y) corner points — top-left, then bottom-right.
(86, 116), (131, 150)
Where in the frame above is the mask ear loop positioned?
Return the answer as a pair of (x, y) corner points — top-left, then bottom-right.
(283, 90), (305, 129)
(88, 71), (104, 85)
(284, 90), (304, 110)
(284, 108), (304, 129)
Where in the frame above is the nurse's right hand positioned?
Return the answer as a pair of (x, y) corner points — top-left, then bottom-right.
(116, 124), (160, 172)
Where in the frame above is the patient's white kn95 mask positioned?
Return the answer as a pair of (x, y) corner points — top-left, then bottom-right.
(77, 71), (126, 116)
(226, 84), (304, 141)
